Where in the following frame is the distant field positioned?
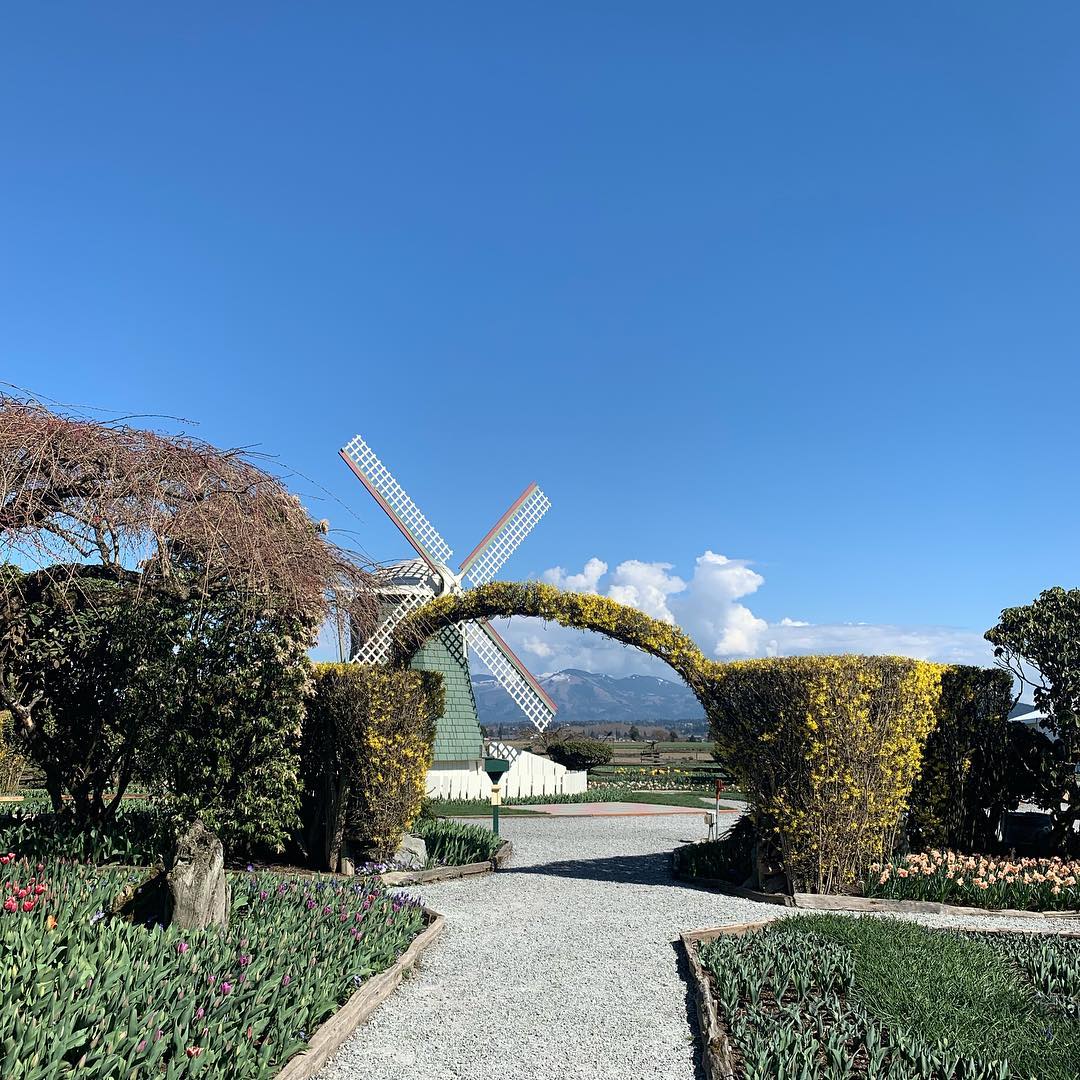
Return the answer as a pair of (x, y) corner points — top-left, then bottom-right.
(500, 739), (717, 760)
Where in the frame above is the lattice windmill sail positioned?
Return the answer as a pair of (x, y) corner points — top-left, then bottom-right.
(340, 434), (556, 733)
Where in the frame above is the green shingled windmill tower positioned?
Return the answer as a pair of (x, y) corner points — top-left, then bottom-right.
(339, 435), (557, 783)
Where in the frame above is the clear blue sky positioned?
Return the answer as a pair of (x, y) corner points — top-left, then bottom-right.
(2, 5), (1077, 670)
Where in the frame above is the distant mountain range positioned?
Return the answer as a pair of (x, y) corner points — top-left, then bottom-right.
(472, 668), (705, 727)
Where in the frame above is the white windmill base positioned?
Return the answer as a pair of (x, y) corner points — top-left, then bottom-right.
(425, 751), (588, 802)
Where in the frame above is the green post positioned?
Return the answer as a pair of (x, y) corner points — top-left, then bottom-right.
(483, 756), (511, 843)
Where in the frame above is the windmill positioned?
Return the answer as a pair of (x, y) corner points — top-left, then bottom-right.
(339, 434), (557, 737)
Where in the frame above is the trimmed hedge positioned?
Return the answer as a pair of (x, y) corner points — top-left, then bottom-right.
(546, 738), (613, 772)
(301, 665), (443, 868)
(710, 655), (942, 893)
(906, 665), (1016, 853)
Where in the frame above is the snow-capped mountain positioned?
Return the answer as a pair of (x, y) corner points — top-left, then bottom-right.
(471, 668), (705, 727)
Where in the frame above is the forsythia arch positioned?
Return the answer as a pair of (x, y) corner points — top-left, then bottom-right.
(388, 581), (720, 706)
(390, 583), (1000, 893)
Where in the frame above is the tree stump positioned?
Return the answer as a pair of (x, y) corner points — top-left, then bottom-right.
(167, 820), (229, 929)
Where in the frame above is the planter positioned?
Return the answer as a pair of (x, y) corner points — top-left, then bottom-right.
(680, 919), (1080, 1080)
(680, 922), (770, 1080)
(380, 838), (512, 886)
(275, 906), (444, 1079)
(672, 843), (1080, 920)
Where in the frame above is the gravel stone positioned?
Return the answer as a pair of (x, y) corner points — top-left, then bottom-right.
(317, 815), (1076, 1080)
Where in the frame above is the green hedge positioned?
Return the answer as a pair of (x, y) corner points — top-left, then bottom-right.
(301, 665), (443, 868)
(710, 655), (942, 892)
(546, 738), (612, 772)
(906, 665), (1016, 852)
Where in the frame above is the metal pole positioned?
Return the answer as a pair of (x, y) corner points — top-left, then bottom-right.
(492, 782), (501, 837)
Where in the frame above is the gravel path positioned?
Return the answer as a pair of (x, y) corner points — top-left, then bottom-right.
(318, 815), (1075, 1080)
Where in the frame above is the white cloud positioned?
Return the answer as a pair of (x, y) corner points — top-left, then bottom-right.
(673, 550), (768, 656)
(607, 559), (686, 622)
(542, 557), (607, 593)
(516, 634), (555, 659)
(763, 621), (991, 664)
(488, 550), (994, 678)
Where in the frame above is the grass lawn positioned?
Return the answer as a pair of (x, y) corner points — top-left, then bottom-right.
(428, 799), (545, 817)
(698, 914), (1080, 1080)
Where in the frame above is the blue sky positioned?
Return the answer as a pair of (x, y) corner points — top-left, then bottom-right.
(2, 5), (1078, 675)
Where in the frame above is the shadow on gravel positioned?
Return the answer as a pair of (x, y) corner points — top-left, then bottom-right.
(500, 849), (685, 887)
(671, 939), (708, 1080)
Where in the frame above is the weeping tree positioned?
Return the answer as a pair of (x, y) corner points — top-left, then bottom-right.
(0, 393), (377, 847)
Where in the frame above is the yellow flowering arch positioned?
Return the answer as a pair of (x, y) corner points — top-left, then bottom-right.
(391, 583), (987, 894)
(389, 581), (718, 705)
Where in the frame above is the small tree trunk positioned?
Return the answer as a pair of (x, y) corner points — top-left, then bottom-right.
(325, 772), (350, 873)
(167, 820), (229, 930)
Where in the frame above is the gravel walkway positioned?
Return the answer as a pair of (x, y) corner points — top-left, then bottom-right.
(318, 816), (1074, 1080)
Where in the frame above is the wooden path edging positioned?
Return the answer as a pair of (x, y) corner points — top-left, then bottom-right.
(380, 838), (512, 886)
(275, 906), (445, 1080)
(672, 843), (1080, 921)
(679, 918), (1080, 1080)
(679, 922), (770, 1080)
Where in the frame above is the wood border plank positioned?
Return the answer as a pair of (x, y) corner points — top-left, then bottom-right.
(380, 838), (512, 886)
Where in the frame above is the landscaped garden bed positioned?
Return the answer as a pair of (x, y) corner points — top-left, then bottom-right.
(379, 818), (512, 885)
(867, 850), (1080, 912)
(674, 840), (1080, 918)
(588, 764), (722, 791)
(683, 916), (1080, 1080)
(0, 854), (438, 1078)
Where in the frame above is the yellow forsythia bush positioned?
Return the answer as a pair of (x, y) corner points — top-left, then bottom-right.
(302, 664), (444, 867)
(711, 655), (944, 893)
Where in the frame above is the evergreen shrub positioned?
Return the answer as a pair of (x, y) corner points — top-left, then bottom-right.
(546, 738), (613, 772)
(906, 665), (1016, 853)
(302, 664), (443, 867)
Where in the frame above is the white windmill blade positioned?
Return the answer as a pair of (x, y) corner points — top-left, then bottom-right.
(459, 483), (551, 586)
(353, 585), (434, 666)
(340, 435), (453, 571)
(464, 619), (557, 733)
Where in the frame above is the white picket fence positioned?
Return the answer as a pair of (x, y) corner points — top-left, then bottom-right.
(426, 751), (587, 801)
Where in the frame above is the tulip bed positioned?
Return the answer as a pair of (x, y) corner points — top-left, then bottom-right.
(0, 856), (427, 1078)
(410, 818), (501, 865)
(589, 765), (717, 790)
(866, 851), (1080, 912)
(698, 915), (1080, 1080)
